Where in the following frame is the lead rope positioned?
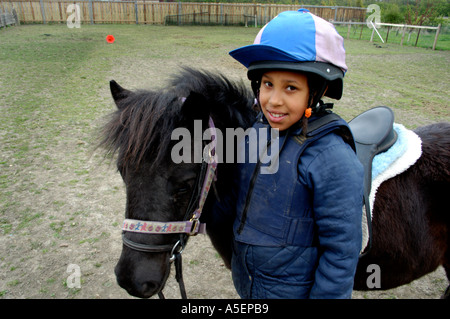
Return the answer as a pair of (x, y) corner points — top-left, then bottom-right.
(174, 252), (187, 299)
(157, 252), (187, 299)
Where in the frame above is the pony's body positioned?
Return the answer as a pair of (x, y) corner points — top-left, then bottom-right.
(102, 68), (450, 298)
(355, 122), (450, 291)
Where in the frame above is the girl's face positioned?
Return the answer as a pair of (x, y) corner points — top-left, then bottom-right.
(259, 70), (309, 131)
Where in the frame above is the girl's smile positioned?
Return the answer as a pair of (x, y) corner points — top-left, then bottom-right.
(259, 70), (309, 131)
(266, 111), (288, 122)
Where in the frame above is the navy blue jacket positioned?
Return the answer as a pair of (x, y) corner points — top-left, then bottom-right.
(213, 113), (364, 299)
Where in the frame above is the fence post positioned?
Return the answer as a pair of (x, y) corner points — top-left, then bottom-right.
(432, 24), (441, 51)
(400, 26), (406, 46)
(134, 0), (138, 24)
(178, 1), (182, 26)
(347, 21), (351, 39)
(257, 4), (261, 26)
(39, 0), (46, 24)
(89, 0), (94, 25)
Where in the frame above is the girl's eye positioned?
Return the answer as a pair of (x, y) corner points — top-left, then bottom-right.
(263, 81), (273, 88)
(287, 85), (297, 91)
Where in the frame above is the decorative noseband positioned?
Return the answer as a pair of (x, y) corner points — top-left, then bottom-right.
(122, 219), (206, 235)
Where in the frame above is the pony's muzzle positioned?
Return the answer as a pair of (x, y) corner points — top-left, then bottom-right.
(115, 252), (170, 299)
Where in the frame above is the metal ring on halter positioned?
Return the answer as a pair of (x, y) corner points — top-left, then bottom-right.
(169, 240), (184, 263)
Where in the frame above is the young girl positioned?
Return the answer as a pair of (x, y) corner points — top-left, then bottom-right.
(214, 9), (364, 299)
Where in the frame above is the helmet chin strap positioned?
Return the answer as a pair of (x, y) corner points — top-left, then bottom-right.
(313, 99), (334, 115)
(251, 80), (260, 100)
(310, 81), (331, 115)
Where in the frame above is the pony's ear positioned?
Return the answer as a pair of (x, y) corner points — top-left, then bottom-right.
(110, 80), (132, 109)
(180, 92), (211, 122)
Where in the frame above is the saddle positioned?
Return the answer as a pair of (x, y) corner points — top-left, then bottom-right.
(349, 106), (397, 202)
(348, 106), (397, 255)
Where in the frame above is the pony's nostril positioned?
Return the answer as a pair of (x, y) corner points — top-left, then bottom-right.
(137, 281), (159, 298)
(142, 282), (155, 293)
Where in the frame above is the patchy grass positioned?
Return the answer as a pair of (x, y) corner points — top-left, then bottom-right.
(334, 39), (450, 128)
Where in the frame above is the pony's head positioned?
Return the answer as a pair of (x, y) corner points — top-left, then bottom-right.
(101, 68), (255, 298)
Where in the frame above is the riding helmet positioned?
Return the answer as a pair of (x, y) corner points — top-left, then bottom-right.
(229, 9), (347, 101)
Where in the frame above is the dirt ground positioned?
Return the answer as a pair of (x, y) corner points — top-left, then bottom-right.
(0, 25), (449, 300)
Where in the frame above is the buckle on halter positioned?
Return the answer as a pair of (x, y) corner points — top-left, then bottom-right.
(188, 218), (200, 236)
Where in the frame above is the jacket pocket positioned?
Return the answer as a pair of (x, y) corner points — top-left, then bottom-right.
(246, 245), (318, 298)
(252, 271), (313, 299)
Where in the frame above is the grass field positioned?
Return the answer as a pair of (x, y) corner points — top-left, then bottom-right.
(0, 24), (449, 299)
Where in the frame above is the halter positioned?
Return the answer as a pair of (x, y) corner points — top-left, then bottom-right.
(121, 116), (218, 299)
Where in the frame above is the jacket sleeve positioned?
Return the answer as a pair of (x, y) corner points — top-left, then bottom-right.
(300, 138), (364, 299)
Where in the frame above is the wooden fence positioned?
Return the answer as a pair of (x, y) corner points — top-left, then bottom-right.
(334, 21), (442, 50)
(0, 0), (366, 26)
(0, 6), (19, 27)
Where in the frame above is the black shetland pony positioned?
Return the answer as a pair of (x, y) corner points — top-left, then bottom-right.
(101, 68), (450, 299)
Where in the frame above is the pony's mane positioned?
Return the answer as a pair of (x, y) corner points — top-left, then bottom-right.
(101, 68), (254, 169)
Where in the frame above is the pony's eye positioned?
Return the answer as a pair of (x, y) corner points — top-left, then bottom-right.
(173, 178), (195, 196)
(176, 187), (189, 195)
(172, 185), (192, 204)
